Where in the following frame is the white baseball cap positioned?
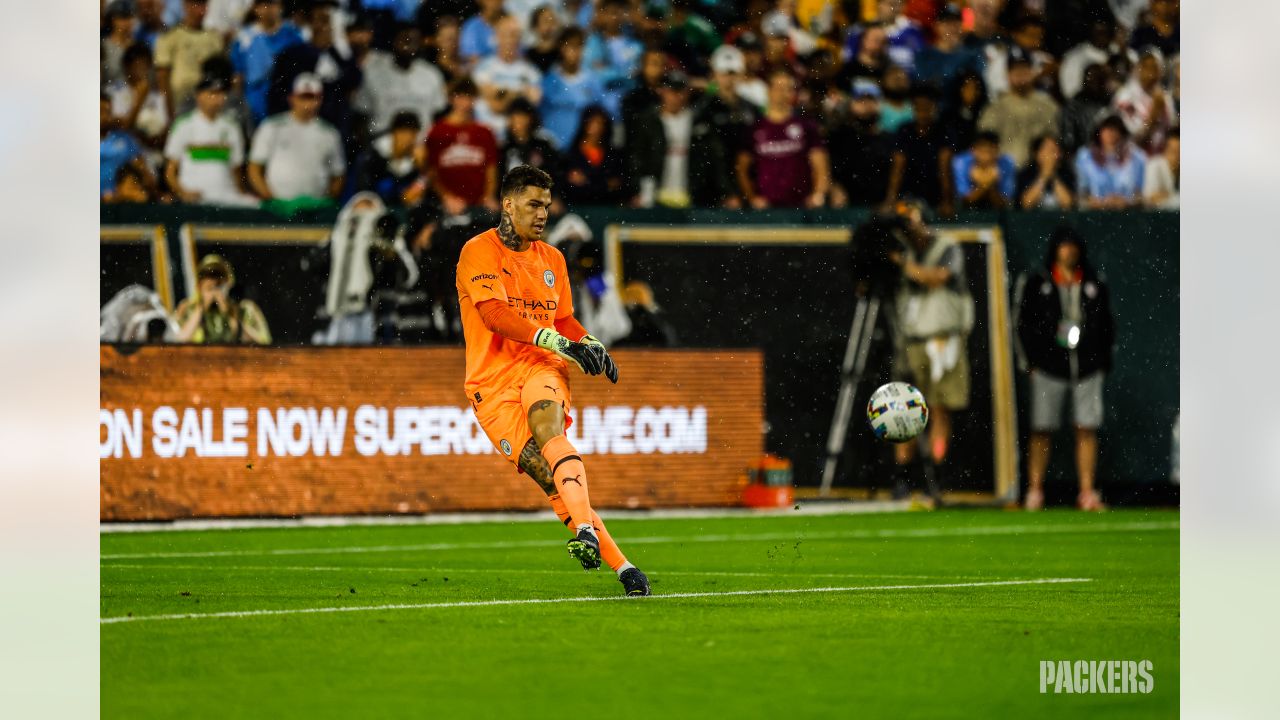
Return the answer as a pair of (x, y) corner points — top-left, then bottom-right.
(292, 72), (323, 96)
(710, 44), (746, 74)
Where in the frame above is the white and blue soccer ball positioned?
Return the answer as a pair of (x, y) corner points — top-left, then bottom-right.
(867, 382), (929, 442)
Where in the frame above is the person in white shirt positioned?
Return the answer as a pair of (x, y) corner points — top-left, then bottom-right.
(248, 73), (346, 201)
(164, 76), (259, 206)
(1143, 127), (1179, 209)
(1059, 18), (1136, 100)
(655, 72), (695, 208)
(108, 43), (170, 170)
(472, 14), (542, 139)
(355, 23), (447, 135)
(1112, 50), (1177, 155)
(203, 0), (253, 38)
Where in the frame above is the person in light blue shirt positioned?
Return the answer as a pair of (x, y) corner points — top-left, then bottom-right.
(459, 0), (504, 64)
(101, 94), (158, 201)
(581, 0), (642, 119)
(540, 27), (606, 150)
(952, 130), (1017, 209)
(230, 0), (303, 124)
(1074, 115), (1147, 210)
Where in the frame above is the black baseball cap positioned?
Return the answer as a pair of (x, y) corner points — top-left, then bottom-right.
(196, 75), (228, 93)
(507, 97), (538, 117)
(1007, 46), (1033, 68)
(735, 31), (762, 51)
(390, 110), (422, 132)
(937, 4), (963, 22)
(661, 70), (690, 91)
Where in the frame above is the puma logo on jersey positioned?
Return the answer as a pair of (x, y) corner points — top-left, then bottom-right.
(543, 385), (558, 394)
(562, 474), (583, 487)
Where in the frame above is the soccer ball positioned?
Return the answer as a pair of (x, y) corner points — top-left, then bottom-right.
(867, 382), (929, 442)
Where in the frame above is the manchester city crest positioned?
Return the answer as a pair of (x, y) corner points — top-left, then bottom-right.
(500, 439), (512, 455)
(543, 270), (555, 288)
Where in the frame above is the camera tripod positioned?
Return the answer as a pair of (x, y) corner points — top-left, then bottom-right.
(818, 293), (942, 500)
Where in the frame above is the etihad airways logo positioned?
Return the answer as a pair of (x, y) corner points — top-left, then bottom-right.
(508, 297), (557, 311)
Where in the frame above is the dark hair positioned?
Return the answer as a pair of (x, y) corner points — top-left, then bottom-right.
(974, 130), (1001, 147)
(500, 165), (553, 198)
(910, 81), (940, 101)
(449, 77), (478, 97)
(507, 96), (539, 122)
(1045, 224), (1092, 274)
(390, 110), (422, 131)
(559, 26), (586, 47)
(104, 2), (134, 23)
(430, 14), (460, 33)
(1013, 14), (1046, 31)
(122, 42), (152, 67)
(1166, 126), (1180, 141)
(1027, 133), (1060, 161)
(531, 5), (556, 25)
(1093, 114), (1128, 143)
(571, 104), (613, 148)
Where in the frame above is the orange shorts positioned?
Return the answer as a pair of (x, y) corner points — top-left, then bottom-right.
(471, 363), (573, 468)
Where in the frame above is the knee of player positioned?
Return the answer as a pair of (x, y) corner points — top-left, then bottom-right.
(527, 400), (565, 443)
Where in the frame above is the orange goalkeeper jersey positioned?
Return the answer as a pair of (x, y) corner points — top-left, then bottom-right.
(456, 228), (576, 398)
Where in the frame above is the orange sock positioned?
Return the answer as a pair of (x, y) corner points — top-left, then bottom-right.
(590, 510), (628, 571)
(548, 493), (574, 527)
(541, 435), (592, 532)
(547, 493), (627, 571)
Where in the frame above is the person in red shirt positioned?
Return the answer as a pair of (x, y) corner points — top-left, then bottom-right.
(418, 78), (500, 215)
(736, 70), (831, 209)
(455, 164), (650, 597)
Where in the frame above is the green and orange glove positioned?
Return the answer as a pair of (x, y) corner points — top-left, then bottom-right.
(534, 328), (604, 376)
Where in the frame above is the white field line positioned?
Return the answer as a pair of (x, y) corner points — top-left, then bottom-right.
(99, 577), (1093, 625)
(99, 563), (962, 580)
(100, 501), (914, 534)
(100, 520), (1178, 561)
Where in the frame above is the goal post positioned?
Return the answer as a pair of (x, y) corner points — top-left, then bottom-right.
(604, 223), (1019, 503)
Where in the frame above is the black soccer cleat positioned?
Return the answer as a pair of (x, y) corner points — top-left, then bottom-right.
(619, 567), (651, 597)
(566, 527), (602, 570)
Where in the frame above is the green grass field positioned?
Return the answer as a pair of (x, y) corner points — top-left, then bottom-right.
(101, 509), (1178, 718)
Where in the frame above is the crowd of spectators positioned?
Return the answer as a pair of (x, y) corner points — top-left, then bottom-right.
(100, 0), (1180, 214)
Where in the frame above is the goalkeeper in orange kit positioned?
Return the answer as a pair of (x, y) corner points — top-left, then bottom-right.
(454, 165), (650, 597)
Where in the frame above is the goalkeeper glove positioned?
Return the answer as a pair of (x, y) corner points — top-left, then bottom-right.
(581, 334), (619, 384)
(534, 328), (603, 376)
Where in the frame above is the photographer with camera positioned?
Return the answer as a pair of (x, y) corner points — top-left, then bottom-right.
(313, 191), (418, 345)
(173, 255), (272, 345)
(887, 200), (973, 502)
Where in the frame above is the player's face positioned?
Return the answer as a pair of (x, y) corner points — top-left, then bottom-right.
(767, 75), (795, 108)
(196, 88), (227, 117)
(1056, 241), (1080, 269)
(973, 140), (997, 165)
(505, 186), (552, 242)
